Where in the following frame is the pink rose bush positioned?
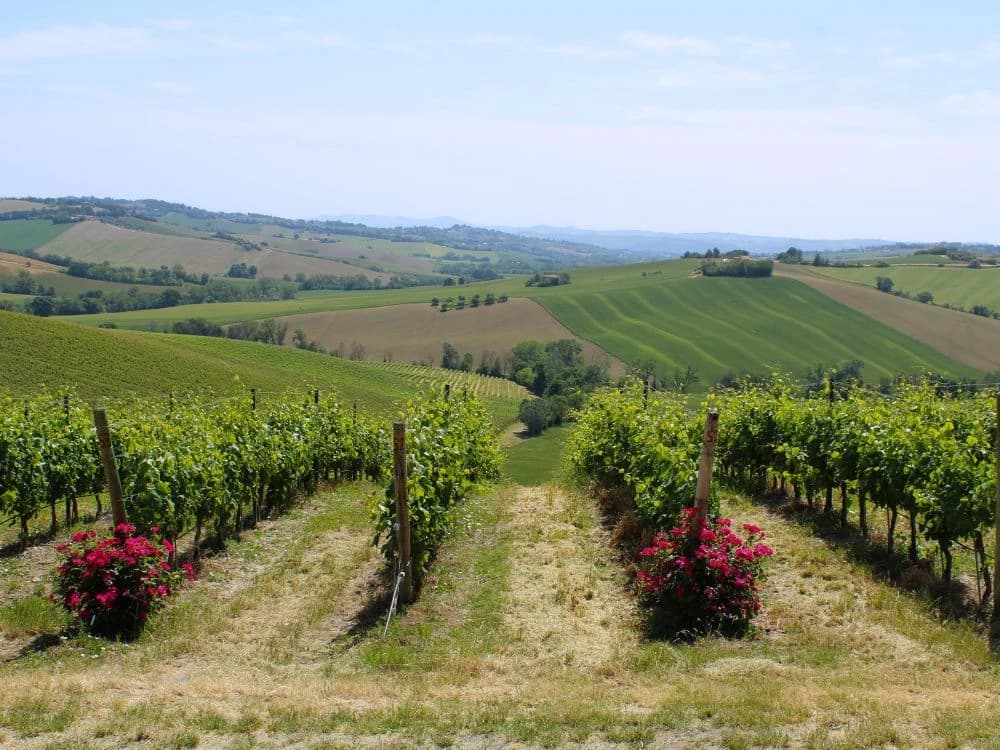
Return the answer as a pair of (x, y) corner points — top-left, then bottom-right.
(636, 508), (773, 636)
(53, 523), (195, 638)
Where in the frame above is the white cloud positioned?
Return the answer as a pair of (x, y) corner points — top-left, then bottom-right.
(148, 19), (192, 32)
(280, 31), (351, 48)
(466, 32), (524, 49)
(0, 24), (158, 62)
(539, 43), (632, 61)
(722, 35), (792, 56)
(620, 31), (718, 56)
(943, 90), (1000, 116)
(878, 44), (924, 71)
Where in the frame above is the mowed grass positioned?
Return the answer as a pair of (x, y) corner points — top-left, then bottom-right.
(0, 268), (186, 297)
(274, 298), (621, 370)
(0, 200), (45, 213)
(62, 259), (701, 331)
(814, 263), (1000, 310)
(1, 480), (998, 749)
(0, 251), (62, 274)
(0, 219), (72, 252)
(0, 311), (524, 421)
(37, 220), (376, 281)
(780, 263), (1000, 372)
(503, 426), (570, 484)
(537, 275), (979, 384)
(63, 286), (460, 329)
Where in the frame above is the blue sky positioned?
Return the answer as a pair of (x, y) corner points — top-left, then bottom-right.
(1, 1), (998, 241)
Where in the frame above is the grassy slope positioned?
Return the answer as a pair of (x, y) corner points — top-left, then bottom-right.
(0, 200), (45, 212)
(813, 263), (1000, 309)
(0, 311), (525, 420)
(0, 219), (72, 252)
(0, 481), (997, 748)
(272, 298), (622, 371)
(60, 259), (698, 329)
(779, 264), (1000, 373)
(59, 257), (978, 383)
(536, 275), (978, 383)
(37, 220), (382, 281)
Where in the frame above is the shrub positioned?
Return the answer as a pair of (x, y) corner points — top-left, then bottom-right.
(636, 509), (772, 636)
(53, 524), (194, 638)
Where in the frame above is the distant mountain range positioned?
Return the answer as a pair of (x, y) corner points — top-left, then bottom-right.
(317, 215), (895, 256)
(496, 226), (896, 256)
(318, 214), (466, 229)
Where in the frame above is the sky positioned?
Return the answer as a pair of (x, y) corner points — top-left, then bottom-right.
(1, 1), (998, 241)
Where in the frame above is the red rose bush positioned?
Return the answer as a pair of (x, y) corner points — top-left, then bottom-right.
(636, 508), (773, 636)
(53, 523), (195, 638)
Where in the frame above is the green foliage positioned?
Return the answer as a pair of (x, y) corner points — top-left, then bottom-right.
(700, 259), (773, 277)
(1, 392), (390, 551)
(0, 391), (102, 546)
(373, 387), (501, 587)
(518, 398), (549, 436)
(567, 382), (710, 530)
(713, 383), (997, 579)
(875, 276), (894, 292)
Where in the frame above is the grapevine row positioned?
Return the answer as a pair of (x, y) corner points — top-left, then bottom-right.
(372, 386), (502, 589)
(1, 392), (390, 550)
(569, 380), (997, 582)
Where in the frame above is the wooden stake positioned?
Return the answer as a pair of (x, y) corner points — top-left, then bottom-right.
(393, 420), (414, 603)
(694, 408), (720, 523)
(93, 407), (128, 527)
(991, 393), (1000, 647)
(313, 388), (319, 405)
(250, 388), (257, 411)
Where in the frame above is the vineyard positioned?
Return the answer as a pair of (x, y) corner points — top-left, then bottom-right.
(0, 392), (389, 553)
(569, 381), (999, 595)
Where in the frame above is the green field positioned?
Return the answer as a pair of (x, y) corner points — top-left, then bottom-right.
(503, 426), (570, 484)
(62, 259), (700, 330)
(536, 275), (979, 384)
(0, 311), (526, 421)
(0, 219), (72, 252)
(58, 257), (979, 384)
(814, 264), (1000, 310)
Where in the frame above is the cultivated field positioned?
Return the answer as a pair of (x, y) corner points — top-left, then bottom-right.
(0, 219), (72, 252)
(536, 275), (978, 384)
(0, 312), (526, 420)
(36, 220), (386, 281)
(812, 263), (1000, 310)
(779, 264), (1000, 372)
(0, 251), (62, 275)
(0, 199), (45, 212)
(273, 298), (622, 371)
(59, 258), (980, 385)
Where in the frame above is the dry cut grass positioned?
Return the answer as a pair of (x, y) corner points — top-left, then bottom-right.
(0, 251), (63, 275)
(0, 200), (44, 212)
(0, 480), (999, 749)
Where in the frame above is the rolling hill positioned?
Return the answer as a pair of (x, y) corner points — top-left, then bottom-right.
(810, 263), (1000, 310)
(777, 263), (1000, 373)
(0, 311), (528, 421)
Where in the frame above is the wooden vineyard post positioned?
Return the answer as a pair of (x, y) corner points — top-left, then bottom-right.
(313, 388), (320, 405)
(991, 393), (1000, 649)
(393, 420), (414, 603)
(250, 388), (257, 412)
(92, 407), (128, 527)
(694, 408), (720, 524)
